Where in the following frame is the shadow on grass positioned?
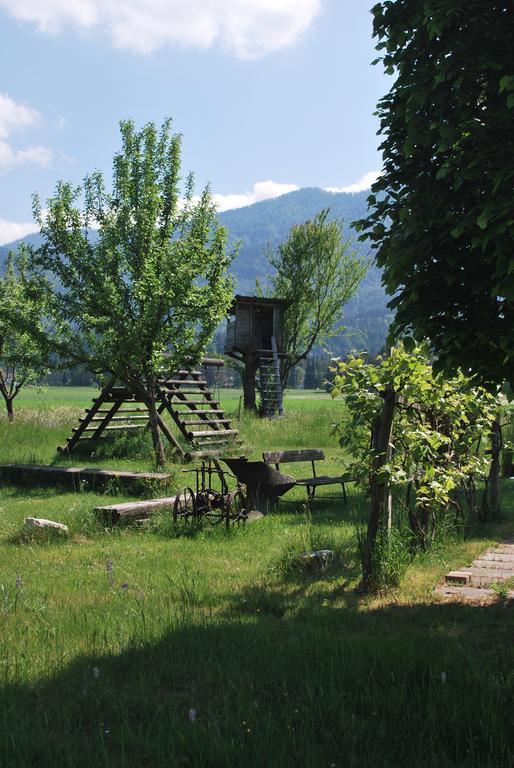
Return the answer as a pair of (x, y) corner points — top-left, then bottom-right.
(1, 591), (512, 768)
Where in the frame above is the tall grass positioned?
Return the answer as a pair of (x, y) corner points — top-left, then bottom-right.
(0, 390), (512, 767)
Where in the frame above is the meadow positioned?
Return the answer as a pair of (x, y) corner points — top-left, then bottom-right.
(0, 387), (512, 767)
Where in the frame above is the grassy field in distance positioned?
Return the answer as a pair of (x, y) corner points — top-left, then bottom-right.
(0, 388), (512, 767)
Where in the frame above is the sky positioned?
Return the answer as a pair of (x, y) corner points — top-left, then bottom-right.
(0, 0), (389, 245)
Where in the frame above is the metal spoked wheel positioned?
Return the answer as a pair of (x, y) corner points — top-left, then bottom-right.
(224, 489), (247, 528)
(173, 487), (197, 523)
(196, 488), (225, 525)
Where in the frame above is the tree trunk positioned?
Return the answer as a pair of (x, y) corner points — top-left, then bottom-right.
(361, 385), (396, 592)
(5, 397), (14, 422)
(483, 415), (501, 519)
(145, 377), (166, 468)
(242, 353), (258, 412)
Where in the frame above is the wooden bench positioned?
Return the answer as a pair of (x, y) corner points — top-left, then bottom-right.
(262, 449), (352, 507)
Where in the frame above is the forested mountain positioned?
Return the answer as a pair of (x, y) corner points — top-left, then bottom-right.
(0, 188), (392, 362)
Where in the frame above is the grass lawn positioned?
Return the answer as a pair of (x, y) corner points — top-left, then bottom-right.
(0, 388), (512, 767)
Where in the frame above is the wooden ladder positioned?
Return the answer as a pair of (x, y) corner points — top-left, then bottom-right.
(58, 380), (184, 456)
(59, 368), (238, 457)
(258, 337), (283, 417)
(158, 369), (238, 451)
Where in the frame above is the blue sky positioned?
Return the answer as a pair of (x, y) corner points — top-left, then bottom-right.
(0, 0), (389, 244)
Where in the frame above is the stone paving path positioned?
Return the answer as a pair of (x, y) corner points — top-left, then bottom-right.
(435, 537), (514, 602)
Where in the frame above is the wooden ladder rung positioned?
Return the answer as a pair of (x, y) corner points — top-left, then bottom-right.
(181, 419), (231, 426)
(116, 408), (149, 414)
(189, 429), (238, 438)
(162, 378), (206, 386)
(80, 415), (149, 423)
(167, 389), (209, 395)
(73, 424), (144, 433)
(176, 369), (202, 376)
(170, 399), (220, 406)
(173, 409), (224, 415)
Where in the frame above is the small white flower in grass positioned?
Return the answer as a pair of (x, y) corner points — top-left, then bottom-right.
(441, 671), (447, 684)
(188, 708), (197, 723)
(92, 667), (100, 679)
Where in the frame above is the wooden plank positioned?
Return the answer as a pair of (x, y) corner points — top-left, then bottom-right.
(95, 495), (178, 523)
(181, 419), (231, 426)
(296, 475), (353, 486)
(0, 464), (172, 491)
(176, 369), (202, 375)
(174, 409), (224, 415)
(163, 379), (208, 386)
(172, 400), (221, 407)
(263, 449), (325, 463)
(201, 357), (225, 367)
(166, 389), (210, 396)
(73, 424), (144, 433)
(189, 429), (238, 439)
(80, 415), (149, 423)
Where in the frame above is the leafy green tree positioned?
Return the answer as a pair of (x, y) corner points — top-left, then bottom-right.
(31, 119), (234, 465)
(359, 1), (514, 387)
(0, 250), (50, 421)
(332, 344), (499, 591)
(269, 209), (366, 388)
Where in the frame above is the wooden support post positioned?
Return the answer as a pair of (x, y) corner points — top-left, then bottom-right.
(361, 385), (396, 592)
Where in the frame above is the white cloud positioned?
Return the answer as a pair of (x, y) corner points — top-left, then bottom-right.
(0, 92), (54, 170)
(0, 141), (53, 170)
(0, 92), (40, 141)
(325, 171), (381, 194)
(214, 180), (299, 211)
(0, 0), (321, 58)
(0, 218), (38, 246)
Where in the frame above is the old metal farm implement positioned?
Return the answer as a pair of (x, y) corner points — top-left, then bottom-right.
(173, 458), (248, 528)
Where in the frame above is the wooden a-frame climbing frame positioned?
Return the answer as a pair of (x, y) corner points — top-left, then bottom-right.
(58, 359), (238, 459)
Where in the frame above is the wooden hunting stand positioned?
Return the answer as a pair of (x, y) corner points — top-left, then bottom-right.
(225, 295), (291, 416)
(58, 359), (238, 459)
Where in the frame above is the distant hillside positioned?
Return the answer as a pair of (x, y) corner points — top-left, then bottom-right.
(0, 188), (392, 356)
(219, 188), (392, 355)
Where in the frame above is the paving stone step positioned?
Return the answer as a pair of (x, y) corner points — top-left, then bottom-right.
(436, 586), (506, 602)
(445, 570), (471, 585)
(469, 569), (513, 585)
(479, 553), (514, 562)
(472, 559), (514, 571)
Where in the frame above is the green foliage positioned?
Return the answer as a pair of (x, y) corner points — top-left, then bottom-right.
(356, 526), (412, 589)
(332, 344), (499, 544)
(2, 189), (394, 359)
(359, 2), (514, 386)
(31, 118), (234, 390)
(0, 249), (50, 419)
(268, 209), (367, 383)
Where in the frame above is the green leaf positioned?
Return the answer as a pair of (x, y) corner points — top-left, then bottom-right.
(477, 212), (489, 230)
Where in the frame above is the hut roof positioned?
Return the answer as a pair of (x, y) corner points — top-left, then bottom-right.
(228, 294), (292, 314)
